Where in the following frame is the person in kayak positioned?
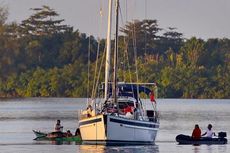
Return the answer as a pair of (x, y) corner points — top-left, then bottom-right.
(202, 124), (216, 138)
(55, 120), (63, 132)
(66, 130), (73, 137)
(75, 128), (81, 136)
(192, 124), (201, 140)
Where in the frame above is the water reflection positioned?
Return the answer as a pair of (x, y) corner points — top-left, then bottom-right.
(218, 145), (227, 153)
(79, 144), (159, 153)
(193, 145), (201, 153)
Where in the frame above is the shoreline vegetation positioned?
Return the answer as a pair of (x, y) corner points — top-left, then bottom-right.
(0, 6), (229, 99)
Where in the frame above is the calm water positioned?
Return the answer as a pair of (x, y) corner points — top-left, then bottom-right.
(0, 98), (230, 153)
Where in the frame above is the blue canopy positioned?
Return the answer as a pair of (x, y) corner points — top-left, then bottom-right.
(108, 84), (152, 99)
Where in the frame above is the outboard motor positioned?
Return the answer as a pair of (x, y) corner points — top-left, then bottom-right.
(146, 110), (155, 122)
(218, 132), (227, 138)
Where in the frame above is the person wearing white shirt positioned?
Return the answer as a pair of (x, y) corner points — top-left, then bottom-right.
(202, 124), (216, 138)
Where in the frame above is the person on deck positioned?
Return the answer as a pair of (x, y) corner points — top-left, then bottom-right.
(55, 120), (63, 132)
(123, 105), (133, 114)
(86, 105), (93, 117)
(202, 124), (216, 138)
(150, 91), (156, 103)
(192, 124), (201, 140)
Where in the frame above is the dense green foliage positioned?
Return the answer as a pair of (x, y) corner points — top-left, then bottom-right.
(0, 6), (229, 98)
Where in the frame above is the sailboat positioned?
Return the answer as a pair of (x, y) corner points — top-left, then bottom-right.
(79, 0), (159, 144)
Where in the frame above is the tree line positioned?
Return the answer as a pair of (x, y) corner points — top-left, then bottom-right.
(0, 6), (229, 98)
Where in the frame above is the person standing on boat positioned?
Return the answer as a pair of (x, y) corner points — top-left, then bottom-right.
(55, 120), (63, 132)
(202, 124), (216, 138)
(150, 91), (156, 103)
(192, 124), (201, 140)
(86, 105), (95, 117)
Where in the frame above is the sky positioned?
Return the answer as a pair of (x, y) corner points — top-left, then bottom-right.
(0, 0), (230, 40)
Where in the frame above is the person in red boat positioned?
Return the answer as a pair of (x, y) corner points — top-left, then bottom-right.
(192, 124), (201, 140)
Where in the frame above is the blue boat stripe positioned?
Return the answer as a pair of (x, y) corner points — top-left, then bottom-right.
(79, 118), (102, 126)
(110, 118), (159, 128)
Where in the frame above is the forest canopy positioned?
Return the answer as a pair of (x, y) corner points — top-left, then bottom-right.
(0, 5), (229, 98)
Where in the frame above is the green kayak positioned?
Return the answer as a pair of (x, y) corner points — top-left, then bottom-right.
(55, 136), (81, 142)
(33, 130), (82, 143)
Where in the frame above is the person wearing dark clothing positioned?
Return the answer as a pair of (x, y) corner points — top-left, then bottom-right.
(75, 128), (81, 136)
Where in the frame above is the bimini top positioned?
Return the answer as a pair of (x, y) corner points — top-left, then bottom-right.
(108, 83), (153, 100)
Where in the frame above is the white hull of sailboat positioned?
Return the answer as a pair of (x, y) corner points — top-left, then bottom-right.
(79, 114), (159, 144)
(79, 115), (107, 141)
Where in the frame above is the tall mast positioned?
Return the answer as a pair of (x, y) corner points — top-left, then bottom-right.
(112, 0), (119, 103)
(104, 0), (113, 100)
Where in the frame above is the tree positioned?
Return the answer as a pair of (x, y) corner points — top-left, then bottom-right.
(0, 5), (8, 25)
(19, 5), (71, 36)
(120, 19), (161, 58)
(202, 38), (230, 68)
(0, 24), (21, 79)
(180, 37), (205, 66)
(159, 27), (184, 53)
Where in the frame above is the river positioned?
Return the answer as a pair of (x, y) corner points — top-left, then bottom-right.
(0, 98), (229, 153)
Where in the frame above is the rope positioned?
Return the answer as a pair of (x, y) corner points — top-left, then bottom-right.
(91, 2), (104, 100)
(91, 38), (101, 99)
(87, 35), (91, 106)
(132, 21), (139, 84)
(96, 0), (103, 142)
(144, 0), (147, 62)
(119, 0), (133, 83)
(93, 47), (106, 99)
